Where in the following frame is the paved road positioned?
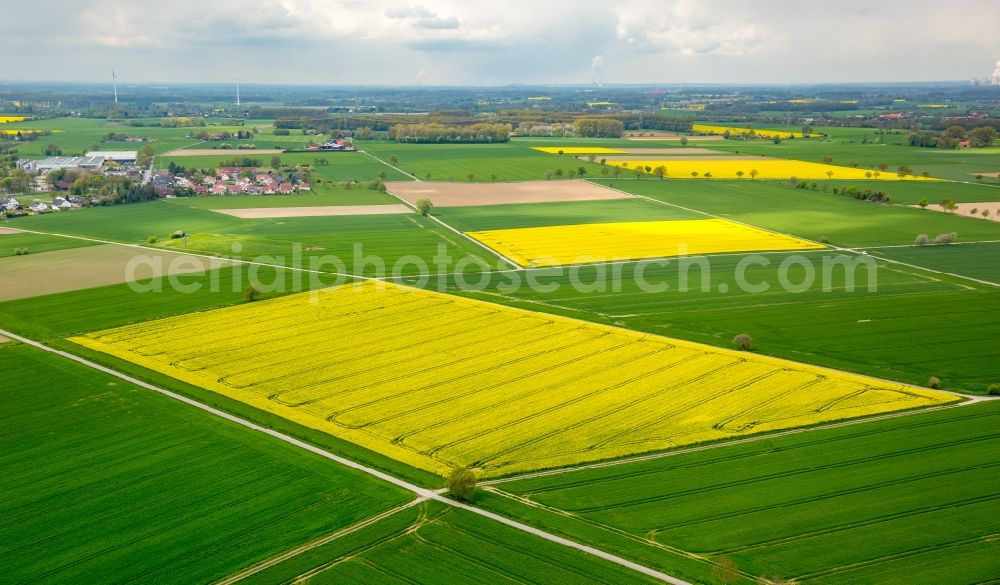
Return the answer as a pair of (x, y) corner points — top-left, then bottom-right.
(0, 328), (689, 585)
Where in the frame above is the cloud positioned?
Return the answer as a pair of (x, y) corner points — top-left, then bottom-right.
(4, 0), (1000, 84)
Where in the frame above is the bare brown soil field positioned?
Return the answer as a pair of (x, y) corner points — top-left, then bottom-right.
(386, 179), (633, 207)
(969, 172), (1000, 178)
(213, 204), (413, 218)
(911, 201), (1000, 222)
(0, 227), (20, 235)
(0, 334), (9, 344)
(0, 244), (231, 302)
(164, 149), (285, 156)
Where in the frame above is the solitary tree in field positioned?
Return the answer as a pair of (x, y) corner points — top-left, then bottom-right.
(864, 171), (872, 179)
(921, 171), (930, 180)
(918, 198), (929, 210)
(928, 376), (941, 389)
(712, 556), (739, 585)
(690, 171), (698, 178)
(654, 165), (666, 180)
(388, 155), (399, 166)
(680, 136), (688, 146)
(982, 209), (990, 219)
(633, 167), (644, 179)
(270, 155), (281, 170)
(557, 149), (564, 156)
(704, 172), (712, 178)
(490, 173), (497, 182)
(568, 169), (577, 179)
(244, 285), (260, 302)
(749, 169), (759, 180)
(447, 466), (477, 502)
(599, 158), (607, 166)
(577, 166), (587, 177)
(736, 170), (744, 180)
(732, 333), (753, 351)
(415, 198), (433, 216)
(914, 234), (929, 246)
(825, 170), (834, 180)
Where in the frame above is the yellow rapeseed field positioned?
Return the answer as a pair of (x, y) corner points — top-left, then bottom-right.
(692, 123), (823, 139)
(0, 116), (26, 124)
(467, 219), (825, 267)
(605, 158), (937, 180)
(71, 281), (957, 478)
(532, 146), (625, 154)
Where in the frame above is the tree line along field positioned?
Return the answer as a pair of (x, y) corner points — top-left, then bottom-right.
(0, 342), (411, 584)
(488, 400), (1000, 585)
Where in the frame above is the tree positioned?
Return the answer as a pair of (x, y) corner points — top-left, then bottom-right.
(44, 143), (62, 156)
(633, 167), (644, 179)
(679, 136), (688, 146)
(983, 209), (990, 219)
(467, 172), (475, 181)
(577, 166), (587, 177)
(415, 198), (433, 216)
(825, 170), (834, 180)
(712, 556), (739, 585)
(932, 232), (957, 244)
(864, 171), (872, 179)
(490, 173), (498, 182)
(822, 156), (833, 165)
(914, 234), (929, 246)
(918, 198), (928, 210)
(690, 171), (698, 178)
(543, 170), (553, 180)
(447, 466), (477, 502)
(969, 126), (997, 148)
(939, 199), (954, 213)
(554, 168), (564, 179)
(270, 155), (281, 170)
(654, 165), (666, 180)
(244, 286), (260, 302)
(732, 333), (752, 351)
(928, 376), (941, 389)
(612, 166), (621, 178)
(388, 155), (399, 166)
(736, 170), (744, 180)
(877, 162), (889, 172)
(749, 169), (759, 180)
(568, 169), (577, 179)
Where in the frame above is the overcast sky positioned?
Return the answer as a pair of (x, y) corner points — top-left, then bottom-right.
(5, 0), (1000, 85)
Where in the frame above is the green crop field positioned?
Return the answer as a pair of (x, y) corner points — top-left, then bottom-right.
(490, 400), (1000, 585)
(0, 343), (409, 584)
(432, 197), (699, 231)
(0, 230), (99, 258)
(236, 502), (658, 584)
(8, 201), (498, 275)
(870, 241), (1000, 283)
(360, 141), (607, 182)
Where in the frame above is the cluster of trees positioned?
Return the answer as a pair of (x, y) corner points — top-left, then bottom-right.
(908, 125), (996, 149)
(513, 122), (575, 137)
(159, 117), (205, 128)
(0, 169), (31, 195)
(617, 113), (692, 132)
(832, 185), (890, 203)
(217, 156), (262, 168)
(391, 123), (512, 143)
(572, 118), (624, 138)
(542, 166), (591, 180)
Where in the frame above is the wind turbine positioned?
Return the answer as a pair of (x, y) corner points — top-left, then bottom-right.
(233, 77), (242, 107)
(112, 70), (118, 104)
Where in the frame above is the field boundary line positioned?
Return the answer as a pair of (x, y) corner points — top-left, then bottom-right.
(0, 328), (688, 585)
(481, 398), (993, 486)
(357, 148), (420, 181)
(217, 497), (427, 585)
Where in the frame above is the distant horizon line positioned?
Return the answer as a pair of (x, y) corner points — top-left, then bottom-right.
(0, 79), (990, 90)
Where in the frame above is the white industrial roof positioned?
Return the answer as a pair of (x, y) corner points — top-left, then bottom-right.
(85, 151), (138, 160)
